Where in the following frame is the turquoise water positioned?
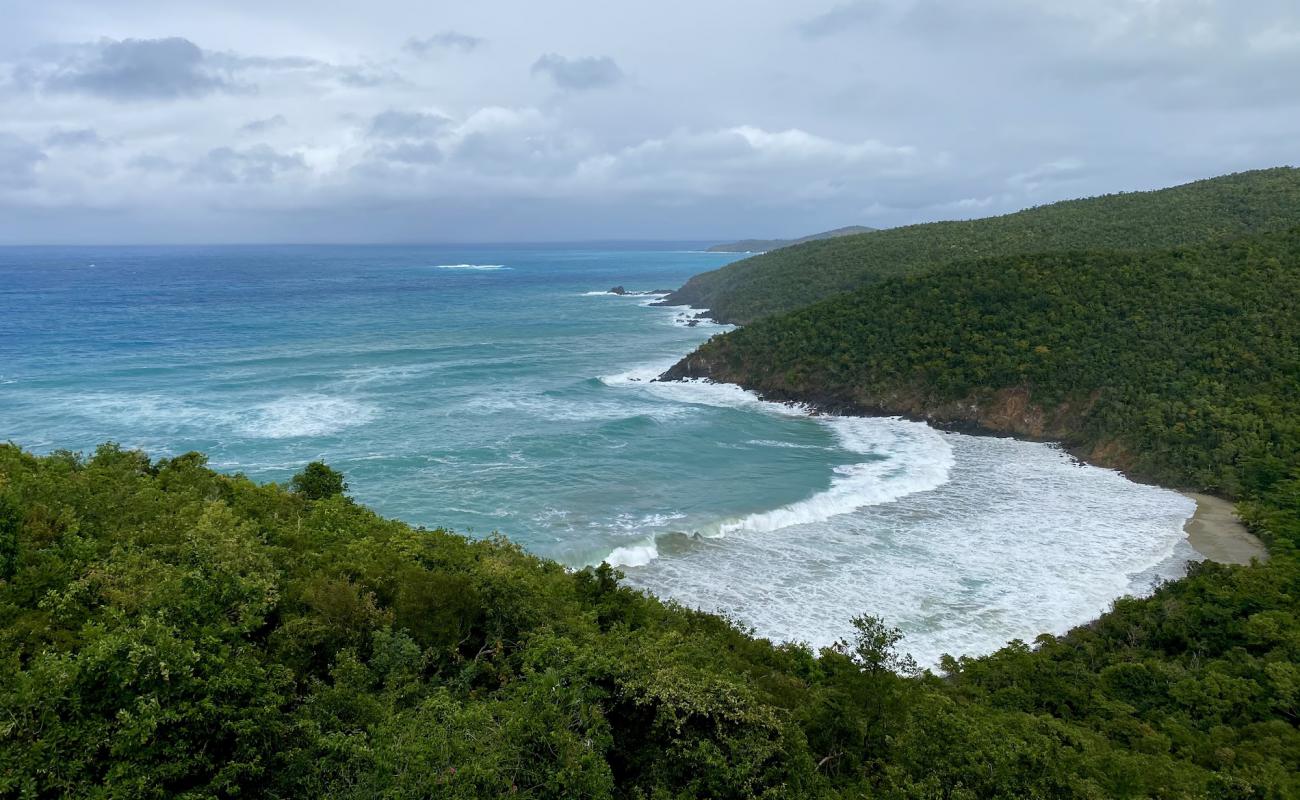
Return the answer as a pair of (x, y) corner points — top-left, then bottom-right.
(1, 244), (1198, 663)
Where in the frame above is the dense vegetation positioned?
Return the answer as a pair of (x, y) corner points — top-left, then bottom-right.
(669, 168), (1300, 323)
(2, 440), (1298, 797)
(668, 228), (1300, 494)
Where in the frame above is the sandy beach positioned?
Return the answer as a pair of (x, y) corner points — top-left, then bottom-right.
(1182, 492), (1268, 565)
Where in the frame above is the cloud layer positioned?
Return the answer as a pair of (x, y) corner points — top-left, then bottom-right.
(531, 54), (623, 90)
(1, 0), (1298, 243)
(42, 37), (231, 100)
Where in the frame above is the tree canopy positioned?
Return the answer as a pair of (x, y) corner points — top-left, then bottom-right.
(668, 167), (1300, 324)
(1, 437), (1297, 798)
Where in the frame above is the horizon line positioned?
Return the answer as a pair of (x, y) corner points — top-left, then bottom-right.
(0, 238), (754, 249)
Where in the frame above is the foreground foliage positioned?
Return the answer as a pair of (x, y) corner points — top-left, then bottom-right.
(1, 441), (1297, 798)
(668, 167), (1300, 323)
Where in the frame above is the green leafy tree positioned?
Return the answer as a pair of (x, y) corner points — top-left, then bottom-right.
(291, 461), (348, 500)
(836, 613), (918, 676)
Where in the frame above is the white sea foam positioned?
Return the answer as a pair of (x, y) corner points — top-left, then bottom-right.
(598, 293), (953, 541)
(744, 439), (830, 450)
(65, 392), (229, 432)
(466, 391), (691, 424)
(715, 418), (953, 536)
(590, 512), (688, 568)
(599, 358), (955, 559)
(623, 434), (1196, 667)
(606, 511), (687, 531)
(240, 395), (378, 438)
(337, 362), (447, 388)
(606, 538), (659, 568)
(54, 390), (379, 441)
(434, 264), (509, 270)
(601, 362), (802, 417)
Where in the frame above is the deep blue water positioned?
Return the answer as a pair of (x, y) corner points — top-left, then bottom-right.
(0, 244), (1197, 663)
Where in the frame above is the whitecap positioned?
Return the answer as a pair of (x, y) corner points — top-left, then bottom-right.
(584, 512), (690, 568)
(434, 264), (509, 271)
(601, 362), (808, 418)
(714, 419), (953, 536)
(465, 391), (691, 424)
(63, 392), (229, 432)
(239, 395), (378, 439)
(605, 539), (659, 568)
(605, 511), (688, 531)
(744, 439), (830, 450)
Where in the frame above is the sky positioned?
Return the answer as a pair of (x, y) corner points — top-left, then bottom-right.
(1, 0), (1298, 244)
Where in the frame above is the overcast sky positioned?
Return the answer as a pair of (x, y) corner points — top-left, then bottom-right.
(1, 0), (1298, 244)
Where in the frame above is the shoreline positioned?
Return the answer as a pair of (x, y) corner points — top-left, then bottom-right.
(649, 317), (1270, 569)
(1180, 492), (1268, 565)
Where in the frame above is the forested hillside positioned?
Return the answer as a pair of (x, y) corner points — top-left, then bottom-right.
(666, 228), (1300, 494)
(667, 168), (1300, 323)
(2, 443), (1298, 798)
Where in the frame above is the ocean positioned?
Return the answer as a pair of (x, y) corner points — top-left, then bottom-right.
(0, 243), (1198, 665)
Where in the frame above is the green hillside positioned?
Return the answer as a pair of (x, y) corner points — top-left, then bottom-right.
(706, 225), (877, 253)
(3, 439), (1299, 798)
(668, 167), (1300, 323)
(665, 228), (1300, 494)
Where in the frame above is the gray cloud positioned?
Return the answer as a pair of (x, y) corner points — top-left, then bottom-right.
(894, 1), (1300, 110)
(531, 54), (623, 91)
(2, 1), (1299, 243)
(798, 1), (884, 38)
(369, 141), (443, 164)
(128, 153), (181, 173)
(205, 52), (319, 71)
(0, 134), (45, 188)
(12, 37), (395, 104)
(44, 37), (229, 101)
(367, 110), (449, 138)
(190, 145), (306, 183)
(45, 128), (106, 148)
(239, 115), (287, 134)
(337, 66), (402, 88)
(404, 31), (483, 56)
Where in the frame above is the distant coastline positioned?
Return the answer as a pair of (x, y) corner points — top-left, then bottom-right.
(706, 225), (876, 253)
